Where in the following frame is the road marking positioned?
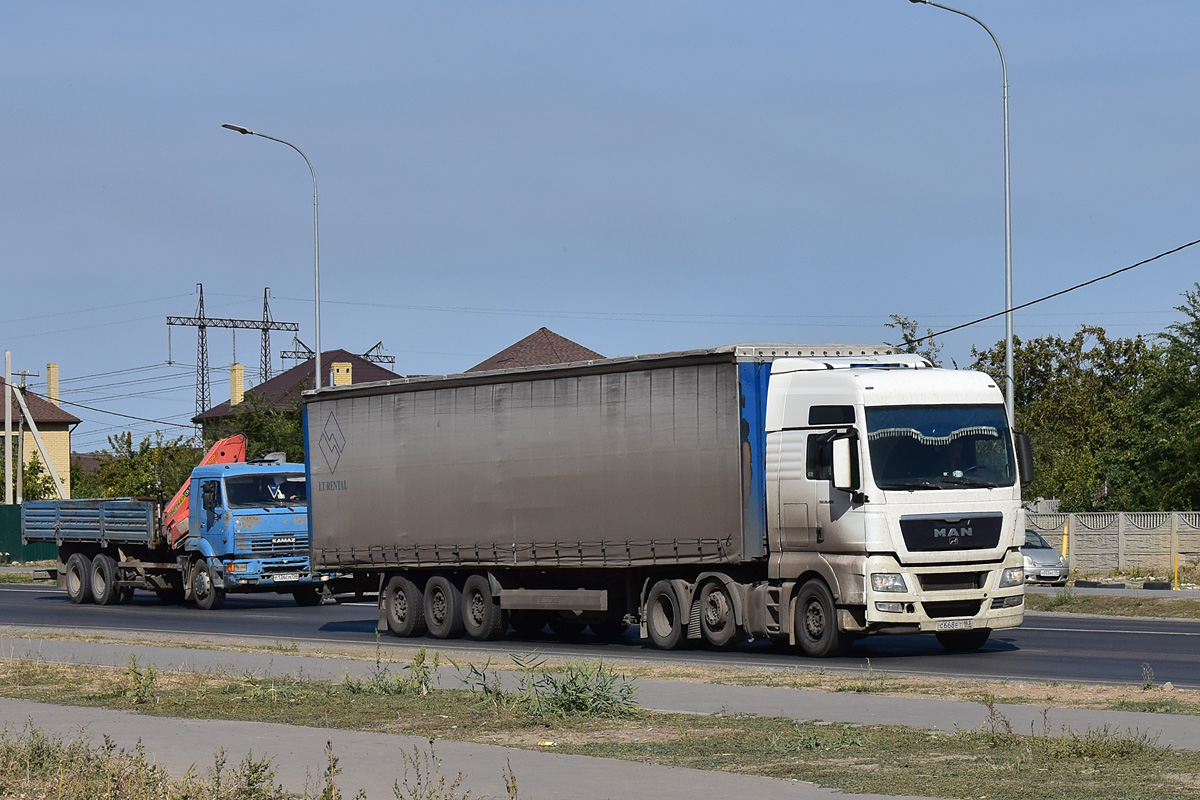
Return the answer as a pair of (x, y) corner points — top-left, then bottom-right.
(1022, 623), (1200, 637)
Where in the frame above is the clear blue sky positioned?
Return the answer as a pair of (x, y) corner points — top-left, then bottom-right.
(4, 1), (1198, 452)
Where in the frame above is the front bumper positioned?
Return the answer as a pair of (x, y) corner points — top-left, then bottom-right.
(859, 552), (1025, 634)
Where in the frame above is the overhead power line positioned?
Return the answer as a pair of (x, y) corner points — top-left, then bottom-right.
(915, 236), (1200, 345)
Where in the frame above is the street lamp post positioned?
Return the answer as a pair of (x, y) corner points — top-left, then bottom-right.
(908, 0), (1014, 424)
(222, 124), (323, 391)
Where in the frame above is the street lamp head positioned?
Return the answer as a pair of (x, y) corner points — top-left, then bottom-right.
(221, 123), (254, 135)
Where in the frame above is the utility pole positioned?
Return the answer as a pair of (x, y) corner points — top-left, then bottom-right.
(167, 284), (298, 435)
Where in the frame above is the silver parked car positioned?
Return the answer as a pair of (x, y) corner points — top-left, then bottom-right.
(1023, 529), (1069, 586)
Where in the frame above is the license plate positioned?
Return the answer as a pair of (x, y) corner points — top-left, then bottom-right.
(1040, 570), (1061, 577)
(935, 619), (973, 631)
(272, 573), (300, 583)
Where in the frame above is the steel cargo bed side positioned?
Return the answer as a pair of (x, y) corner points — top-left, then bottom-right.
(22, 500), (160, 549)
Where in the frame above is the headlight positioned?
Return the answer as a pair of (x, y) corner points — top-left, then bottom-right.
(225, 562), (247, 573)
(871, 573), (908, 593)
(999, 566), (1024, 587)
(1023, 555), (1034, 570)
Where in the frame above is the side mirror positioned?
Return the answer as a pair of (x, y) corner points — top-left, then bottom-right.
(1015, 431), (1035, 487)
(831, 436), (861, 493)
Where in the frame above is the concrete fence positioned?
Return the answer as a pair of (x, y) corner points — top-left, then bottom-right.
(1027, 511), (1200, 576)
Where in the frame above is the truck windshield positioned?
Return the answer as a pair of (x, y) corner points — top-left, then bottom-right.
(865, 405), (1015, 490)
(224, 473), (307, 508)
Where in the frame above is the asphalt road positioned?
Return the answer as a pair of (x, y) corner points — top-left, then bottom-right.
(2, 583), (1198, 689)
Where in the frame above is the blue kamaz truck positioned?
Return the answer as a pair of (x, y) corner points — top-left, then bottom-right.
(22, 460), (328, 609)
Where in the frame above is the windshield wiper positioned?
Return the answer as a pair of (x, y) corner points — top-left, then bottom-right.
(937, 476), (1002, 488)
(877, 480), (942, 490)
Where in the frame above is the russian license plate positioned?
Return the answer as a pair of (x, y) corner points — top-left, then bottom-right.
(1041, 569), (1061, 577)
(935, 619), (973, 631)
(272, 573), (300, 583)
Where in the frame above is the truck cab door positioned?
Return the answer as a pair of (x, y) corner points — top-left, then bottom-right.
(201, 480), (223, 532)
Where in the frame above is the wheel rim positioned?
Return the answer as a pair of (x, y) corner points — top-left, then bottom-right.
(804, 599), (825, 641)
(429, 588), (447, 625)
(391, 590), (408, 624)
(93, 570), (107, 597)
(67, 566), (83, 595)
(468, 591), (485, 626)
(703, 588), (731, 633)
(194, 569), (212, 601)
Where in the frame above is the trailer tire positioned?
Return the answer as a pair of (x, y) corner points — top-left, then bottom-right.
(548, 616), (587, 638)
(462, 574), (506, 641)
(423, 574), (465, 639)
(698, 579), (744, 649)
(646, 580), (686, 650)
(65, 553), (93, 605)
(795, 580), (852, 658)
(90, 554), (121, 606)
(383, 575), (427, 637)
(936, 628), (991, 653)
(509, 610), (551, 637)
(191, 560), (226, 611)
(589, 610), (629, 640)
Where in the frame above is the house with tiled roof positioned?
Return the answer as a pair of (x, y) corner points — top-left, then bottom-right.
(2, 366), (79, 499)
(466, 327), (604, 372)
(192, 349), (403, 428)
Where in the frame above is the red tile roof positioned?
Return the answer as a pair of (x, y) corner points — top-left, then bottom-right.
(193, 350), (402, 423)
(466, 328), (604, 372)
(0, 378), (80, 425)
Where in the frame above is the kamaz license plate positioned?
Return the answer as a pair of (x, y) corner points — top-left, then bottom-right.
(272, 573), (300, 583)
(935, 619), (973, 631)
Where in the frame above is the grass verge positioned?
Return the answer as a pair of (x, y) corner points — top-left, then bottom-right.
(1026, 588), (1200, 619)
(2, 653), (1199, 800)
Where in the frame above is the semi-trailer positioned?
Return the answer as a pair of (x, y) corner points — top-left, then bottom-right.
(23, 436), (328, 609)
(305, 344), (1032, 655)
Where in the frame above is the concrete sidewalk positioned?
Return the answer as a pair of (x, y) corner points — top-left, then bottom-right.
(1, 634), (1196, 798)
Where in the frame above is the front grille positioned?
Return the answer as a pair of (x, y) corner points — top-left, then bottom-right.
(917, 572), (986, 591)
(234, 531), (310, 556)
(900, 514), (1002, 552)
(923, 600), (983, 619)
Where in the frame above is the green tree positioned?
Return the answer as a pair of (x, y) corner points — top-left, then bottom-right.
(884, 315), (943, 366)
(4, 443), (58, 502)
(92, 432), (201, 499)
(1103, 283), (1200, 510)
(971, 325), (1154, 511)
(202, 394), (305, 463)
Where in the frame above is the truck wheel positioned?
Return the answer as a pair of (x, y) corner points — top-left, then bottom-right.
(90, 554), (121, 606)
(646, 580), (686, 650)
(699, 579), (744, 649)
(383, 575), (427, 637)
(509, 610), (551, 637)
(64, 553), (93, 604)
(795, 580), (852, 658)
(936, 628), (991, 653)
(462, 574), (506, 641)
(191, 560), (226, 611)
(423, 574), (465, 639)
(293, 587), (323, 607)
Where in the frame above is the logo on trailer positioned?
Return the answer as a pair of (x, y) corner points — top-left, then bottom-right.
(319, 412), (347, 474)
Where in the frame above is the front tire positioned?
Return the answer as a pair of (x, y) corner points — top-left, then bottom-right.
(795, 580), (851, 658)
(65, 553), (92, 604)
(423, 574), (464, 639)
(383, 574), (426, 637)
(191, 560), (225, 611)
